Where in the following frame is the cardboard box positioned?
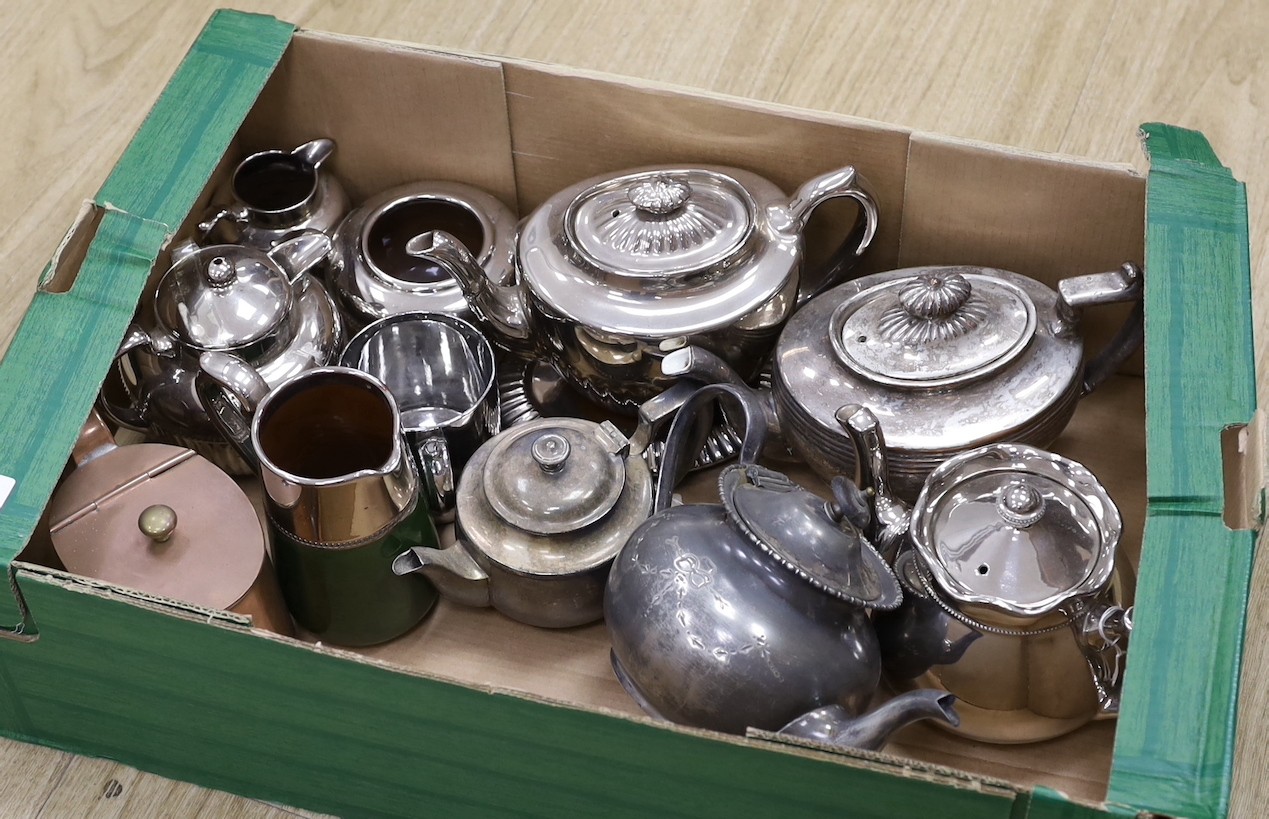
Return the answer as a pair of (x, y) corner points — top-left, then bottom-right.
(0, 10), (1256, 818)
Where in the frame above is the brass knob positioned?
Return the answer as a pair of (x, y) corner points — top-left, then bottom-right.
(138, 504), (178, 543)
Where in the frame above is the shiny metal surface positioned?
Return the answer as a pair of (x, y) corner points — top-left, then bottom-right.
(328, 180), (517, 327)
(911, 443), (1121, 619)
(340, 312), (499, 521)
(100, 237), (344, 473)
(776, 691), (959, 751)
(196, 358), (440, 645)
(455, 163), (878, 411)
(394, 416), (653, 628)
(771, 263), (1143, 497)
(198, 138), (350, 252)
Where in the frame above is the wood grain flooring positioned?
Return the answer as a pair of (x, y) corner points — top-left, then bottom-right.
(0, 1), (1265, 816)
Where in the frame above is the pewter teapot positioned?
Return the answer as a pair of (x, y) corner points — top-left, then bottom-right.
(604, 384), (958, 745)
(414, 164), (879, 413)
(666, 262), (1144, 498)
(100, 234), (344, 473)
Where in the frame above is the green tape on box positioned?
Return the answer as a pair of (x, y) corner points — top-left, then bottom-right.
(1106, 123), (1256, 819)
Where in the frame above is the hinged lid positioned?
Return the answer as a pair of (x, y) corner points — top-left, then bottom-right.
(483, 418), (629, 535)
(155, 245), (294, 352)
(910, 443), (1121, 618)
(47, 441), (265, 610)
(829, 269), (1037, 388)
(565, 169), (755, 278)
(720, 464), (901, 609)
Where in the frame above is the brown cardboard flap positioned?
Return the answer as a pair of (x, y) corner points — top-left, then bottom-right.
(502, 61), (913, 273)
(242, 32), (518, 208)
(901, 133), (1146, 374)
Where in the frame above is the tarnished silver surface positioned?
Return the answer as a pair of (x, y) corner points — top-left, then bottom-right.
(453, 163), (879, 411)
(198, 138), (350, 252)
(394, 416), (653, 629)
(771, 263), (1143, 497)
(327, 180), (517, 328)
(605, 384), (955, 742)
(100, 236), (344, 473)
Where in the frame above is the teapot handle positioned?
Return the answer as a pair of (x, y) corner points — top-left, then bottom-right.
(1055, 262), (1144, 395)
(654, 383), (770, 513)
(1068, 600), (1133, 717)
(96, 323), (163, 431)
(783, 166), (880, 305)
(194, 352), (271, 470)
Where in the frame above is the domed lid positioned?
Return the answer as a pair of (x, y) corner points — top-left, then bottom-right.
(482, 418), (630, 535)
(910, 443), (1121, 619)
(829, 269), (1037, 388)
(47, 441), (265, 610)
(565, 169), (754, 278)
(155, 245), (294, 353)
(720, 464), (902, 610)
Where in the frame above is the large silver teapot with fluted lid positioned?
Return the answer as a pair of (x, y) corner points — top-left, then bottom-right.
(99, 234), (343, 473)
(416, 163), (879, 413)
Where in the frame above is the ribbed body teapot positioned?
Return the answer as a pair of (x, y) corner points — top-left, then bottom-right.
(426, 164), (879, 413)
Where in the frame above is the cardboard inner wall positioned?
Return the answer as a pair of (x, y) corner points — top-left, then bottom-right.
(23, 29), (1153, 807)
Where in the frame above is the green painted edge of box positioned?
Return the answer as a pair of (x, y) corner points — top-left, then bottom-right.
(0, 574), (1024, 819)
(1105, 123), (1256, 819)
(0, 10), (294, 630)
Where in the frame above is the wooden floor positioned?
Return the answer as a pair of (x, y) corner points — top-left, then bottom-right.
(0, 1), (1266, 816)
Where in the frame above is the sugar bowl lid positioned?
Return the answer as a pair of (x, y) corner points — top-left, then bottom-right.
(155, 244), (294, 352)
(909, 443), (1122, 618)
(720, 464), (902, 610)
(829, 268), (1038, 389)
(47, 440), (265, 610)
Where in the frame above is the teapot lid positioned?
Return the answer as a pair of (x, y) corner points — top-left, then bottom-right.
(565, 169), (754, 277)
(910, 443), (1121, 618)
(482, 418), (630, 536)
(721, 464), (902, 610)
(47, 441), (265, 610)
(155, 245), (294, 353)
(829, 268), (1037, 388)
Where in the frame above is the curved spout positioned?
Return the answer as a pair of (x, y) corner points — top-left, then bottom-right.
(778, 691), (959, 752)
(662, 346), (780, 436)
(837, 404), (910, 565)
(406, 230), (531, 344)
(392, 543), (492, 608)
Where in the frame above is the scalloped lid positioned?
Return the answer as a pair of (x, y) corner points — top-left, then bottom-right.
(720, 465), (901, 610)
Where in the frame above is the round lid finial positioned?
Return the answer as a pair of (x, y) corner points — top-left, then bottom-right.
(628, 176), (691, 215)
(204, 256), (237, 288)
(138, 504), (178, 543)
(531, 432), (571, 473)
(899, 272), (972, 319)
(997, 480), (1046, 528)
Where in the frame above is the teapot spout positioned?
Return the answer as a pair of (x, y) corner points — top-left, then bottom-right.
(392, 543), (492, 609)
(406, 231), (531, 345)
(837, 404), (910, 564)
(779, 690), (959, 752)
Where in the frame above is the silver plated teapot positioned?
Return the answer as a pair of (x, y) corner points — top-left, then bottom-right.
(420, 164), (879, 413)
(100, 234), (344, 473)
(837, 405), (1134, 743)
(604, 384), (958, 745)
(667, 262), (1143, 498)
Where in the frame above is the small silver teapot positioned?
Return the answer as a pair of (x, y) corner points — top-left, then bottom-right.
(838, 405), (1134, 743)
(416, 164), (879, 413)
(100, 234), (344, 473)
